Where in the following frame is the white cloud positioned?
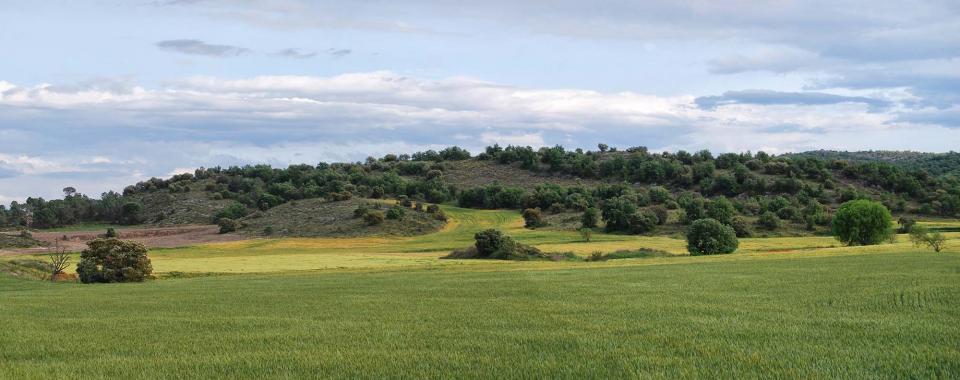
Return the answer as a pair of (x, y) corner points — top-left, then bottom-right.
(480, 132), (545, 147)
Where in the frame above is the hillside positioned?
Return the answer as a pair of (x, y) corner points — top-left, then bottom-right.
(786, 150), (960, 177)
(4, 145), (960, 239)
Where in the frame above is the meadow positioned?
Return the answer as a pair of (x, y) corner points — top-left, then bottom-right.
(1, 206), (959, 378)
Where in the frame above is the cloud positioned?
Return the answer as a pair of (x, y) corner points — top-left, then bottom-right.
(274, 48), (318, 59)
(2, 71), (959, 201)
(708, 46), (822, 74)
(327, 48), (352, 58)
(894, 106), (960, 128)
(155, 39), (251, 57)
(695, 90), (891, 111)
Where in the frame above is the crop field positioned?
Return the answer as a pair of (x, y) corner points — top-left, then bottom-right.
(1, 206), (959, 378)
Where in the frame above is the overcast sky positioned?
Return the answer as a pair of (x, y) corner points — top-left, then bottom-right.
(1, 0), (959, 202)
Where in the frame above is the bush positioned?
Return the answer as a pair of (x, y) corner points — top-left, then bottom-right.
(757, 211), (780, 230)
(729, 216), (752, 237)
(218, 218), (240, 234)
(353, 204), (370, 218)
(386, 206), (406, 220)
(686, 218), (739, 256)
(581, 207), (599, 228)
(426, 204), (441, 214)
(263, 226), (275, 236)
(580, 228), (592, 242)
(897, 216), (917, 234)
(363, 210), (385, 225)
(602, 196), (637, 232)
(832, 199), (893, 246)
(651, 206), (669, 225)
(105, 228), (118, 238)
(76, 239), (153, 283)
(522, 208), (545, 228)
(370, 186), (384, 199)
(909, 225), (947, 252)
(472, 229), (542, 260)
(215, 202), (248, 222)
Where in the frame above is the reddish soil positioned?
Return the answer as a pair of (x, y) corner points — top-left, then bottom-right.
(0, 225), (245, 255)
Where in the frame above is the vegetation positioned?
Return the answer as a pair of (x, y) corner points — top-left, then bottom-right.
(76, 239), (153, 283)
(686, 218), (739, 255)
(45, 244), (70, 282)
(1, 251), (957, 378)
(909, 225), (948, 252)
(832, 200), (894, 246)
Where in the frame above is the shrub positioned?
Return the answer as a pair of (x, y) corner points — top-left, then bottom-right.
(648, 186), (671, 204)
(729, 216), (752, 238)
(353, 204), (370, 218)
(897, 216), (917, 234)
(602, 196), (637, 232)
(414, 202), (424, 212)
(218, 218), (240, 234)
(581, 207), (599, 228)
(757, 211), (780, 230)
(832, 199), (893, 246)
(386, 206), (406, 220)
(426, 204), (441, 214)
(263, 226), (275, 236)
(105, 228), (118, 238)
(215, 202), (248, 222)
(363, 210), (385, 225)
(651, 206), (669, 225)
(522, 208), (546, 228)
(433, 210), (449, 221)
(370, 186), (384, 199)
(909, 225), (947, 252)
(549, 202), (566, 213)
(471, 229), (542, 260)
(686, 218), (739, 256)
(398, 195), (413, 207)
(76, 239), (153, 283)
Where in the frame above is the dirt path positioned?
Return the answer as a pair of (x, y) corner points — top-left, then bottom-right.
(0, 225), (246, 255)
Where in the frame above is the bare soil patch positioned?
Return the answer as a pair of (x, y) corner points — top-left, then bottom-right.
(0, 225), (244, 255)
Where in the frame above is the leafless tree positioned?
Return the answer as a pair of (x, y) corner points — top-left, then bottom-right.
(47, 243), (71, 282)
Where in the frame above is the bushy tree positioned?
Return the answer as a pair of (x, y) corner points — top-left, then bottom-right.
(650, 205), (669, 225)
(706, 197), (735, 225)
(218, 218), (239, 234)
(686, 218), (739, 256)
(76, 239), (153, 283)
(757, 211), (780, 230)
(602, 196), (637, 232)
(897, 216), (917, 233)
(729, 216), (751, 237)
(581, 207), (599, 228)
(628, 211), (658, 234)
(832, 199), (893, 246)
(522, 208), (545, 228)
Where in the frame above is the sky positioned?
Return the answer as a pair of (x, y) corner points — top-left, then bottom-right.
(1, 0), (959, 202)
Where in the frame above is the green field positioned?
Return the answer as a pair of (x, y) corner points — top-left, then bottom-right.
(1, 206), (959, 378)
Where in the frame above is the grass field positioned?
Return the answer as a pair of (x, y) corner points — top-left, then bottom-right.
(1, 250), (958, 378)
(2, 206), (959, 378)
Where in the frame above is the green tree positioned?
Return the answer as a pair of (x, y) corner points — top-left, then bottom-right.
(76, 239), (153, 283)
(686, 218), (739, 256)
(706, 197), (735, 225)
(832, 199), (893, 246)
(602, 196), (637, 232)
(581, 207), (599, 228)
(757, 211), (780, 230)
(522, 208), (545, 228)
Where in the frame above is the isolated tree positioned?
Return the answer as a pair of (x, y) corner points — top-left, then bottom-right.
(909, 225), (947, 252)
(62, 187), (77, 197)
(597, 143), (609, 153)
(686, 218), (739, 256)
(926, 232), (947, 252)
(832, 199), (893, 246)
(46, 243), (71, 282)
(76, 239), (152, 283)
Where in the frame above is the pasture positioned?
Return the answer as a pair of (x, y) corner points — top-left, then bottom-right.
(1, 205), (959, 378)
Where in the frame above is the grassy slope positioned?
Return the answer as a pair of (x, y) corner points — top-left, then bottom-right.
(1, 251), (958, 378)
(237, 198), (445, 238)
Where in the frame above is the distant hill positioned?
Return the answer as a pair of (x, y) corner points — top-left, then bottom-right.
(785, 150), (960, 178)
(4, 145), (960, 238)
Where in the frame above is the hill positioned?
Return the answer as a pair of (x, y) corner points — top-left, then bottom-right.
(3, 145), (960, 239)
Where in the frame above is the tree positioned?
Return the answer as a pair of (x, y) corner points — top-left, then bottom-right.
(118, 202), (143, 225)
(706, 197), (735, 225)
(62, 187), (77, 197)
(832, 199), (893, 246)
(580, 227), (592, 242)
(602, 196), (637, 232)
(897, 216), (917, 233)
(218, 218), (240, 234)
(522, 208), (545, 228)
(629, 211), (658, 234)
(686, 218), (739, 256)
(909, 225), (947, 252)
(76, 239), (153, 283)
(105, 228), (118, 238)
(729, 216), (752, 237)
(581, 207), (599, 228)
(46, 243), (71, 282)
